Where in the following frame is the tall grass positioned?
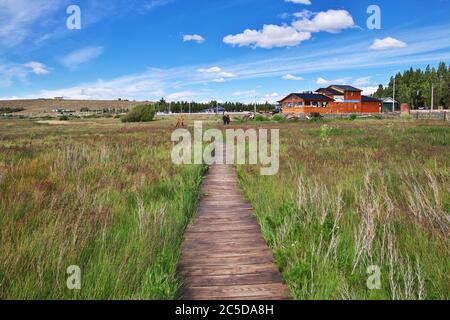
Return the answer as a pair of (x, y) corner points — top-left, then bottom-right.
(238, 120), (450, 300)
(0, 119), (205, 299)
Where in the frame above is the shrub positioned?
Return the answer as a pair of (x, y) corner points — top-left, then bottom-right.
(349, 114), (358, 121)
(121, 104), (156, 123)
(309, 112), (323, 121)
(59, 115), (69, 121)
(272, 115), (286, 122)
(255, 114), (270, 122)
(0, 107), (24, 113)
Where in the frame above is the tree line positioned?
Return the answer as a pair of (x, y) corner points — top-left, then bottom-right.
(373, 62), (450, 109)
(153, 99), (275, 113)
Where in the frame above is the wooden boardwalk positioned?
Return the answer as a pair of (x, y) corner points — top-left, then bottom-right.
(179, 164), (290, 300)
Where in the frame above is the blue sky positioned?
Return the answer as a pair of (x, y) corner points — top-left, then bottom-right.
(0, 0), (449, 103)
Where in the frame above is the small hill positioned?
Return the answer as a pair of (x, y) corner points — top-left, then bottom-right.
(0, 99), (150, 117)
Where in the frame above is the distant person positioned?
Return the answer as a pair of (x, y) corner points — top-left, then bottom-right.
(176, 114), (185, 128)
(223, 112), (231, 125)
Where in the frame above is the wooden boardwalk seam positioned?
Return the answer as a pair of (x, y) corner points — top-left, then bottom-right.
(179, 164), (290, 300)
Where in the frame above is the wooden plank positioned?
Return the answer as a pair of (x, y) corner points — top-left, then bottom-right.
(179, 254), (274, 266)
(182, 283), (290, 300)
(178, 163), (290, 300)
(183, 272), (283, 287)
(180, 263), (279, 277)
(181, 247), (273, 259)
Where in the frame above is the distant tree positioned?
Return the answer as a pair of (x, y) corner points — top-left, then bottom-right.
(121, 104), (156, 122)
(372, 61), (449, 109)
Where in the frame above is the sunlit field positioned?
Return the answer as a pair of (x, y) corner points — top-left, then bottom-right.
(0, 118), (205, 299)
(1, 117), (449, 300)
(238, 119), (450, 300)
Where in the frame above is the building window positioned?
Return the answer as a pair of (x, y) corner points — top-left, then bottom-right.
(310, 101), (319, 107)
(323, 102), (327, 108)
(294, 102), (302, 108)
(285, 102), (292, 108)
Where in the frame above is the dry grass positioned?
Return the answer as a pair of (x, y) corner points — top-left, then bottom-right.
(0, 119), (205, 299)
(238, 119), (450, 300)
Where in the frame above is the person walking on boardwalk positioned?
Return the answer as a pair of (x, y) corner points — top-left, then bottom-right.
(223, 112), (231, 125)
(176, 114), (185, 127)
(226, 113), (231, 125)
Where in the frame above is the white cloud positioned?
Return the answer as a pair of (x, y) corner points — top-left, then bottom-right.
(316, 77), (329, 85)
(0, 61), (49, 87)
(285, 0), (311, 5)
(197, 66), (223, 73)
(293, 10), (314, 19)
(282, 74), (304, 81)
(218, 71), (236, 78)
(353, 76), (370, 86)
(166, 90), (199, 101)
(223, 24), (311, 49)
(232, 89), (258, 97)
(142, 0), (171, 12)
(197, 66), (236, 82)
(183, 34), (205, 43)
(0, 0), (61, 48)
(0, 64), (27, 87)
(316, 77), (350, 85)
(369, 37), (407, 50)
(360, 86), (378, 96)
(0, 96), (21, 100)
(292, 10), (355, 33)
(223, 9), (354, 49)
(259, 92), (281, 104)
(23, 61), (49, 75)
(61, 46), (104, 68)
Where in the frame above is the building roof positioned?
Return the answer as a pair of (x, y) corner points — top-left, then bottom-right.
(362, 95), (382, 102)
(381, 97), (399, 103)
(329, 85), (362, 92)
(315, 87), (342, 95)
(278, 93), (333, 102)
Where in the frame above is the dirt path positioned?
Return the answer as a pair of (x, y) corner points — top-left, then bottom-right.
(179, 164), (290, 300)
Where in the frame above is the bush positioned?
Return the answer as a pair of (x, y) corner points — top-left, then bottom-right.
(59, 115), (69, 121)
(271, 115), (286, 122)
(349, 114), (358, 121)
(255, 114), (270, 122)
(309, 112), (323, 121)
(0, 107), (24, 114)
(121, 104), (156, 123)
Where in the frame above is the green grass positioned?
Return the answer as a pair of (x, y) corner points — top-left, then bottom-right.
(237, 119), (450, 300)
(1, 117), (449, 300)
(0, 119), (205, 299)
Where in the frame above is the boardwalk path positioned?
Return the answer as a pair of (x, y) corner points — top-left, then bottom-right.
(179, 164), (290, 300)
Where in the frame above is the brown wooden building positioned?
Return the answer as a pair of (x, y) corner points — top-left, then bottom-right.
(279, 85), (382, 114)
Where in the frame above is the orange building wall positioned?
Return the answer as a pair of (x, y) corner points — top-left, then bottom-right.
(328, 102), (361, 113)
(361, 101), (382, 113)
(280, 94), (381, 114)
(344, 91), (361, 101)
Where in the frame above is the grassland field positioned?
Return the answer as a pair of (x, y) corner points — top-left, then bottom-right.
(0, 116), (449, 299)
